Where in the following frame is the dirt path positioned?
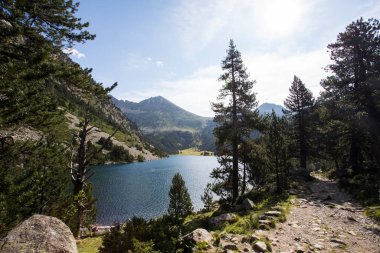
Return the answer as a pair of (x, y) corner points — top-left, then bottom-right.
(262, 175), (380, 253)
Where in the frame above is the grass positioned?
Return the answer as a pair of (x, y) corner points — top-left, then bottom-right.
(365, 206), (380, 222)
(77, 236), (103, 253)
(178, 147), (214, 156)
(182, 188), (294, 239)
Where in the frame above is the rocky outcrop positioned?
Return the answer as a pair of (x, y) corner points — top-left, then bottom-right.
(0, 215), (77, 253)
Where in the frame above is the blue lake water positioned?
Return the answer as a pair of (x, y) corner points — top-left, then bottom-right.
(90, 155), (218, 225)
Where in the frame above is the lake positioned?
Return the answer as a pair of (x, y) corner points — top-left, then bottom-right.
(90, 155), (219, 225)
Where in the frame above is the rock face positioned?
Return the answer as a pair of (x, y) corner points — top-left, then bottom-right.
(209, 213), (238, 228)
(0, 215), (77, 253)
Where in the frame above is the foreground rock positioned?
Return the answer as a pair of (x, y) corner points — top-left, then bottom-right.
(183, 228), (213, 245)
(0, 215), (77, 253)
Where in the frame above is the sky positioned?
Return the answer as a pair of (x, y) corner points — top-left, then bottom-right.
(68, 0), (380, 117)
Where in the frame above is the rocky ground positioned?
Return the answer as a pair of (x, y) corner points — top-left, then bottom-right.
(184, 174), (379, 253)
(261, 174), (380, 253)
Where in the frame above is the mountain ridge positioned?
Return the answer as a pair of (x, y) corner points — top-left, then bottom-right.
(112, 96), (284, 154)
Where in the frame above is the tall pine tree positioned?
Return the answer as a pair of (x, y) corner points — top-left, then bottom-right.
(322, 18), (380, 174)
(168, 173), (193, 222)
(211, 40), (259, 202)
(284, 75), (314, 171)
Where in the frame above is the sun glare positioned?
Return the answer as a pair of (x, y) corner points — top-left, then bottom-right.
(260, 0), (305, 37)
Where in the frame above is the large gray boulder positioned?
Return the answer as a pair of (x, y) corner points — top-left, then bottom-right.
(183, 228), (213, 245)
(209, 213), (238, 228)
(0, 215), (77, 253)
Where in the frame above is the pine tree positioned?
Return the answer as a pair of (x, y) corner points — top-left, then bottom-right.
(284, 75), (314, 171)
(201, 183), (213, 211)
(266, 110), (291, 191)
(0, 136), (68, 236)
(322, 18), (380, 174)
(168, 173), (193, 221)
(211, 39), (259, 202)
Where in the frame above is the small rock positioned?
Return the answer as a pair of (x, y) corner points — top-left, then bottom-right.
(259, 219), (271, 225)
(254, 241), (267, 252)
(347, 216), (357, 222)
(250, 234), (261, 242)
(265, 211), (281, 217)
(231, 237), (239, 243)
(289, 222), (301, 228)
(271, 205), (284, 211)
(347, 230), (356, 236)
(330, 238), (346, 245)
(221, 241), (238, 251)
(310, 243), (324, 250)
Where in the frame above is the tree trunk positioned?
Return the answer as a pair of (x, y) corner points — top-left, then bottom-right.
(349, 130), (359, 174)
(231, 60), (239, 203)
(75, 204), (84, 238)
(241, 162), (246, 196)
(299, 113), (307, 170)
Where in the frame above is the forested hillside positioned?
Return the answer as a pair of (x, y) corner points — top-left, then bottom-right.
(0, 0), (161, 239)
(113, 96), (216, 153)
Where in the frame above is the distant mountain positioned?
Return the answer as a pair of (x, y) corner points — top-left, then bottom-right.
(112, 97), (285, 154)
(257, 103), (284, 116)
(112, 96), (215, 154)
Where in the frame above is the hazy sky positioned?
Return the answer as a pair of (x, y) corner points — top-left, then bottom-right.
(69, 0), (380, 117)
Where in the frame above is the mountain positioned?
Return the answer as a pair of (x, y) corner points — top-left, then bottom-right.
(112, 96), (215, 154)
(257, 103), (285, 116)
(112, 96), (211, 133)
(112, 97), (285, 154)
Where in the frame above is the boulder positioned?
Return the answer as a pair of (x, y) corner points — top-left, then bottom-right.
(254, 241), (267, 252)
(242, 198), (255, 211)
(220, 241), (238, 251)
(183, 228), (213, 245)
(0, 215), (77, 253)
(209, 213), (238, 228)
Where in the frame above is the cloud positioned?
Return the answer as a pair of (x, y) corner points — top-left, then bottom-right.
(119, 48), (331, 117)
(119, 66), (220, 117)
(172, 0), (316, 56)
(62, 48), (85, 59)
(244, 48), (331, 105)
(124, 55), (164, 70)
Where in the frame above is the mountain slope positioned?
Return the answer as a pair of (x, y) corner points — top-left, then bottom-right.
(112, 96), (210, 133)
(257, 103), (284, 116)
(113, 97), (285, 154)
(112, 96), (215, 153)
